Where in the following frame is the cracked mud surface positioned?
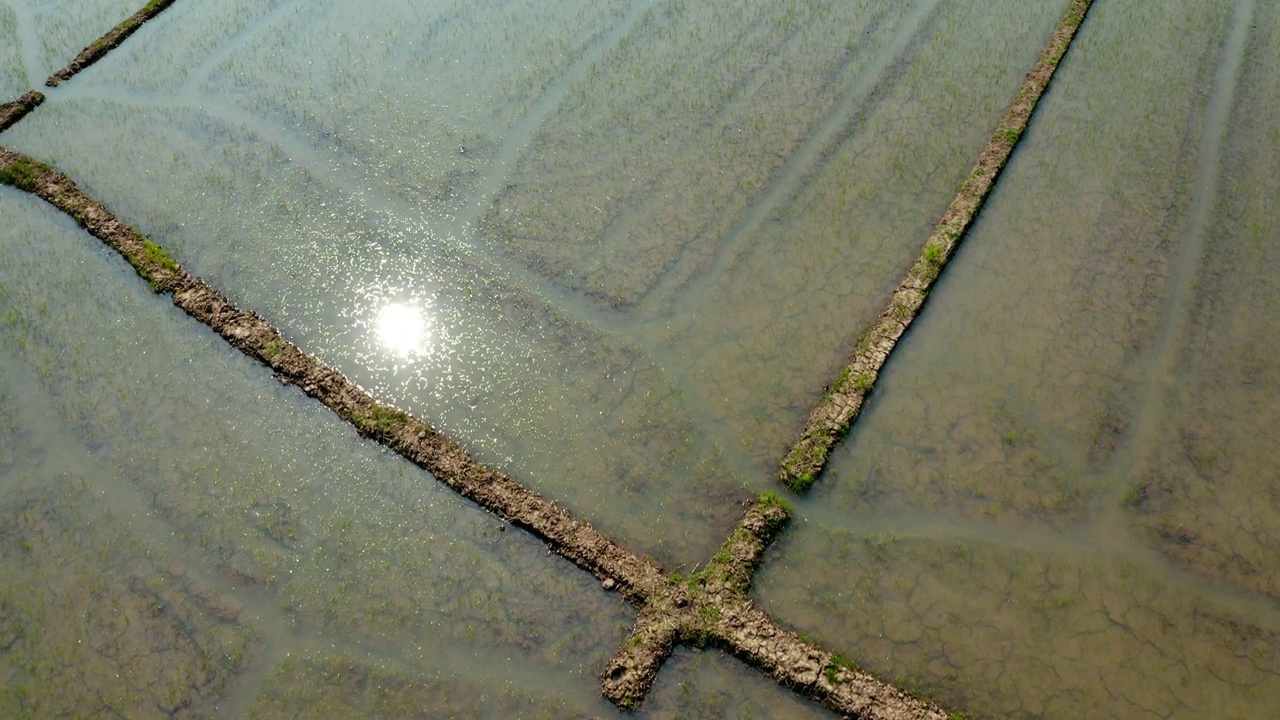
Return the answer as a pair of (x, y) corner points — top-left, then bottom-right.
(1124, 0), (1280, 602)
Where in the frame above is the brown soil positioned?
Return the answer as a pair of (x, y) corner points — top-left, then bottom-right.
(45, 0), (180, 87)
(0, 91), (44, 133)
(778, 0), (1096, 493)
(603, 495), (948, 719)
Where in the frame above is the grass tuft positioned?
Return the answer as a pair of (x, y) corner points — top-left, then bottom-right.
(757, 491), (794, 516)
(923, 243), (945, 267)
(782, 470), (817, 494)
(852, 372), (875, 393)
(142, 240), (179, 272)
(0, 160), (45, 191)
(352, 405), (410, 437)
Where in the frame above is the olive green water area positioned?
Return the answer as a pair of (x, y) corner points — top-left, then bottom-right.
(758, 0), (1280, 717)
(3, 0), (1280, 718)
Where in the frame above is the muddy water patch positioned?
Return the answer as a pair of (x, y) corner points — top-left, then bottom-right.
(0, 189), (641, 709)
(756, 528), (1280, 719)
(811, 0), (1237, 524)
(1123, 0), (1280, 601)
(2, 99), (746, 564)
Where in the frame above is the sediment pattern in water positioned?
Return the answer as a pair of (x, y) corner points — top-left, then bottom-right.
(2, 0), (1279, 717)
(1, 149), (948, 717)
(757, 0), (1280, 717)
(778, 0), (1094, 492)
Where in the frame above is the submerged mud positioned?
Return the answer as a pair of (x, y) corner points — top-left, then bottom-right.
(0, 478), (258, 718)
(778, 0), (1095, 492)
(0, 147), (949, 717)
(1124, 0), (1280, 601)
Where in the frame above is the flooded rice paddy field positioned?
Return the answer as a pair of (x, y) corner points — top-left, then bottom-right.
(1, 0), (1279, 717)
(0, 192), (835, 718)
(0, 0), (139, 92)
(759, 0), (1280, 717)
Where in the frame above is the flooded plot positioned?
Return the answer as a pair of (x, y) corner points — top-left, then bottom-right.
(0, 4), (24, 97)
(5, 0), (1279, 716)
(1127, 0), (1280, 601)
(0, 191), (637, 714)
(631, 0), (1066, 477)
(2, 0), (755, 564)
(0, 476), (258, 718)
(757, 528), (1280, 720)
(753, 0), (1280, 717)
(812, 0), (1238, 523)
(0, 0), (140, 86)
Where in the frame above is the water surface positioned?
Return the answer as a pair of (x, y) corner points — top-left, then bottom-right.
(758, 0), (1280, 717)
(3, 0), (1279, 717)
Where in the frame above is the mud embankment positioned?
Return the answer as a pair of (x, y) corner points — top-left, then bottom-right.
(0, 91), (44, 133)
(603, 494), (948, 720)
(778, 0), (1096, 492)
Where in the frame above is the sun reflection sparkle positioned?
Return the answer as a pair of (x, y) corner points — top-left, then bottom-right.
(375, 301), (430, 358)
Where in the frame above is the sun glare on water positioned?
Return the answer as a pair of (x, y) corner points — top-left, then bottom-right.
(375, 302), (430, 358)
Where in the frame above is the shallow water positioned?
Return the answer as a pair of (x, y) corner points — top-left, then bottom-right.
(758, 0), (1280, 717)
(3, 0), (1280, 717)
(1, 0), (1067, 556)
(0, 0), (138, 87)
(0, 190), (624, 716)
(1127, 0), (1280, 602)
(0, 4), (24, 97)
(0, 190), (839, 718)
